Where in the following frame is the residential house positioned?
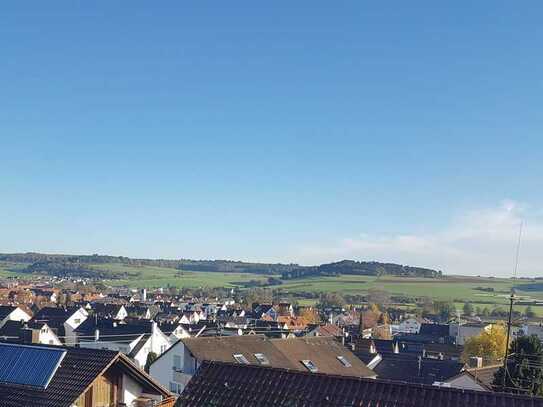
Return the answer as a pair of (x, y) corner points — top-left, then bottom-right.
(277, 302), (294, 317)
(178, 311), (203, 325)
(415, 323), (454, 343)
(91, 303), (128, 320)
(252, 303), (278, 321)
(0, 305), (31, 329)
(395, 317), (422, 334)
(444, 365), (501, 392)
(150, 334), (374, 395)
(76, 319), (171, 369)
(176, 361), (543, 407)
(0, 342), (173, 407)
(0, 320), (62, 345)
(307, 324), (344, 338)
(449, 322), (493, 345)
(31, 306), (88, 344)
(277, 315), (308, 332)
(351, 338), (465, 385)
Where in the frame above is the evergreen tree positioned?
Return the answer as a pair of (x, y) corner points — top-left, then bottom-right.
(493, 335), (543, 396)
(144, 352), (158, 373)
(463, 302), (474, 316)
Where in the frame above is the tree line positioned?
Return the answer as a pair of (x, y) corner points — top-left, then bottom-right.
(282, 260), (442, 279)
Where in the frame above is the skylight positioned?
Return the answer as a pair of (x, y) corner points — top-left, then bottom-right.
(233, 354), (249, 364)
(301, 359), (318, 373)
(337, 356), (352, 367)
(0, 343), (66, 389)
(254, 353), (269, 365)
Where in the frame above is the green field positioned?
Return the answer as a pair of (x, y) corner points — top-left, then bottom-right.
(277, 274), (518, 300)
(0, 262), (29, 277)
(91, 263), (270, 289)
(95, 265), (543, 314)
(3, 261), (543, 314)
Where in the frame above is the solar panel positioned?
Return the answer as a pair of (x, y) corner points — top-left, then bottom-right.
(0, 343), (66, 389)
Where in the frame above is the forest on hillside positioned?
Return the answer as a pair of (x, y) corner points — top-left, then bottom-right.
(0, 253), (441, 279)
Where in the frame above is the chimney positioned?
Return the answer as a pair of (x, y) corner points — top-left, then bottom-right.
(370, 341), (376, 354)
(417, 356), (422, 376)
(468, 356), (483, 369)
(393, 341), (399, 354)
(141, 288), (147, 302)
(94, 329), (100, 341)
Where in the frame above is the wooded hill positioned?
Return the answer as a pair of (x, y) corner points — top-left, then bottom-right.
(281, 260), (442, 279)
(0, 253), (441, 279)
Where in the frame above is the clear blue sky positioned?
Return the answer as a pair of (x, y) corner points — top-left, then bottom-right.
(1, 2), (542, 274)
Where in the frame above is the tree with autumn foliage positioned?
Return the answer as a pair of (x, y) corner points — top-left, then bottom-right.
(299, 307), (321, 324)
(462, 322), (507, 365)
(373, 324), (392, 339)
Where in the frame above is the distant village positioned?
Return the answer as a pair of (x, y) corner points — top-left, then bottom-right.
(1, 274), (543, 406)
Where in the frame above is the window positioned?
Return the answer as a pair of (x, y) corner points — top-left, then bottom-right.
(173, 355), (182, 370)
(233, 354), (249, 364)
(254, 353), (269, 365)
(169, 382), (183, 394)
(74, 319), (81, 324)
(301, 360), (318, 373)
(337, 356), (352, 367)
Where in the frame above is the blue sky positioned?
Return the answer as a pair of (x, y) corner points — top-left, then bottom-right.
(1, 2), (542, 275)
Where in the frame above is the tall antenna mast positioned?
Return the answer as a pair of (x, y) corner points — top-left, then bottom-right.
(513, 220), (524, 279)
(502, 219), (524, 390)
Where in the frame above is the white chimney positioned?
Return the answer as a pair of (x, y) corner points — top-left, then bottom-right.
(94, 329), (100, 341)
(469, 356), (483, 369)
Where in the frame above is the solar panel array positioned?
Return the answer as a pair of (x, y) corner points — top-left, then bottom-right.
(0, 343), (66, 389)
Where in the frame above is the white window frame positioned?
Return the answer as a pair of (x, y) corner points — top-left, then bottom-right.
(233, 354), (249, 364)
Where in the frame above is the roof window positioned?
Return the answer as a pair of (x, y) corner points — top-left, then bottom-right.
(301, 359), (318, 373)
(233, 354), (249, 364)
(337, 356), (352, 367)
(254, 353), (269, 365)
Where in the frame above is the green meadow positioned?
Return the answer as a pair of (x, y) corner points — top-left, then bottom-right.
(3, 261), (543, 314)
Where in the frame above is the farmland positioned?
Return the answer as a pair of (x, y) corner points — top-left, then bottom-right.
(101, 265), (543, 315)
(0, 262), (29, 277)
(3, 260), (543, 314)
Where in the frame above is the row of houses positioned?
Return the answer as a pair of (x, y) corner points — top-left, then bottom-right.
(2, 336), (542, 407)
(1, 306), (543, 406)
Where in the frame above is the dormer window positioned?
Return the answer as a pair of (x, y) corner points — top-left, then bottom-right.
(336, 356), (352, 367)
(233, 354), (249, 364)
(254, 353), (269, 365)
(301, 360), (318, 373)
